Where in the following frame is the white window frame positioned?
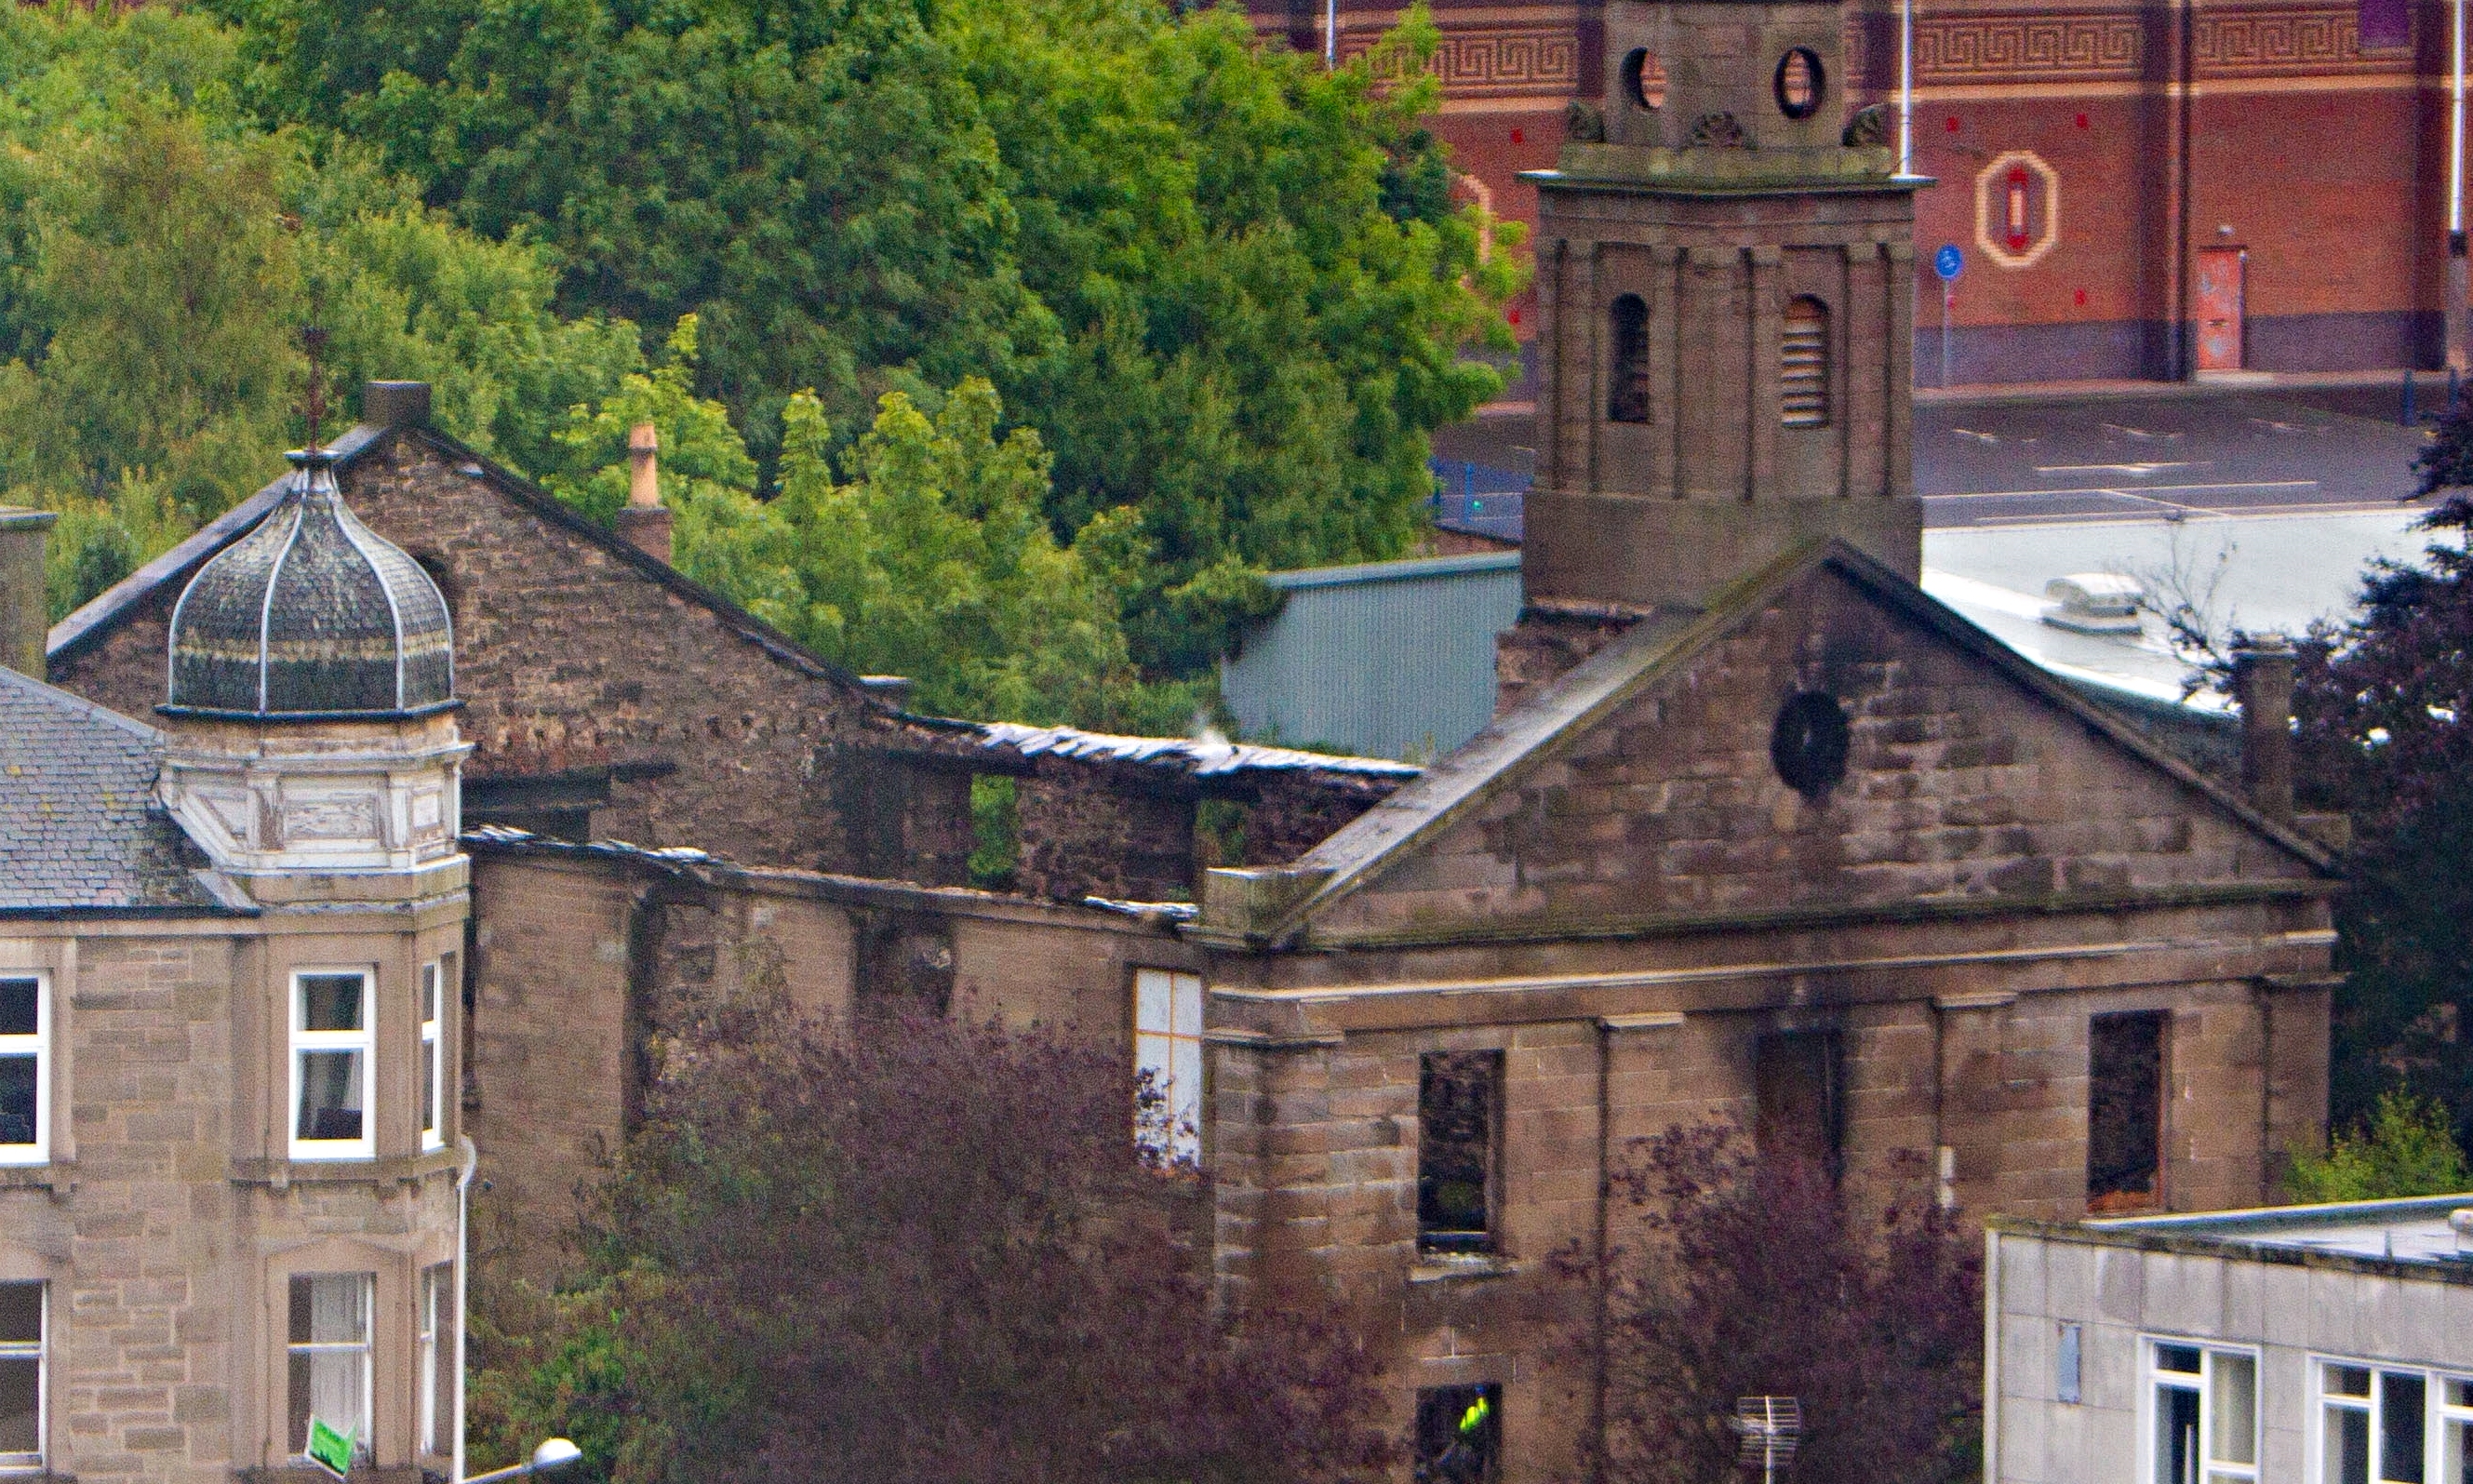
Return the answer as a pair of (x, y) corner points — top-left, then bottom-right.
(290, 969), (375, 1161)
(418, 960), (445, 1153)
(2310, 1354), (2473, 1484)
(1132, 969), (1204, 1164)
(2145, 1336), (2261, 1484)
(417, 1265), (442, 1457)
(287, 1273), (373, 1461)
(0, 976), (47, 1168)
(0, 1280), (45, 1473)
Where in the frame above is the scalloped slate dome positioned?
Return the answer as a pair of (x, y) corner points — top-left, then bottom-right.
(167, 449), (454, 716)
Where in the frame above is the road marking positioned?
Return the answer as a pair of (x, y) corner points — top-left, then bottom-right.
(1925, 479), (2318, 501)
(1951, 427), (1999, 443)
(2032, 461), (2199, 475)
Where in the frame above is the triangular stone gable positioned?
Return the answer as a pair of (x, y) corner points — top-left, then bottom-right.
(1296, 552), (2330, 942)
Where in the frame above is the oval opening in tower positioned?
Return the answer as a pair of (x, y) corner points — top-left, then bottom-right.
(1621, 48), (1667, 111)
(1774, 47), (1825, 120)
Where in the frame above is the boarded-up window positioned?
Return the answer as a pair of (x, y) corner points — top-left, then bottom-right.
(1134, 969), (1204, 1164)
(1782, 296), (1829, 427)
(1756, 1032), (1842, 1181)
(1415, 1384), (1502, 1483)
(2087, 1010), (2165, 1211)
(1608, 295), (1651, 423)
(1419, 1050), (1501, 1252)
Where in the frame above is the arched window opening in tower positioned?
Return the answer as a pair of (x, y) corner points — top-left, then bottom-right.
(1608, 294), (1651, 423)
(1621, 47), (1667, 111)
(1781, 296), (1829, 427)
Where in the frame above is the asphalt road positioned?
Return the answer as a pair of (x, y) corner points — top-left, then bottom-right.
(1429, 384), (2443, 530)
(1915, 387), (2435, 529)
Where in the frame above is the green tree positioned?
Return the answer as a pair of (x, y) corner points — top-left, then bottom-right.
(224, 0), (1525, 680)
(2285, 1090), (2473, 1203)
(551, 318), (1183, 728)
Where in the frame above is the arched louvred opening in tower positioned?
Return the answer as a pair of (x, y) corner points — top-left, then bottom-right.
(1781, 295), (1829, 427)
(1607, 294), (1651, 423)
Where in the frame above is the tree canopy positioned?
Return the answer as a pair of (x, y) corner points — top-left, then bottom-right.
(2285, 414), (2473, 1151)
(470, 999), (1394, 1484)
(222, 0), (1524, 676)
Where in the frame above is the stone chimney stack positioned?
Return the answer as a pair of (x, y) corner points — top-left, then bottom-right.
(363, 380), (432, 429)
(616, 422), (674, 565)
(0, 506), (55, 676)
(2232, 639), (2297, 823)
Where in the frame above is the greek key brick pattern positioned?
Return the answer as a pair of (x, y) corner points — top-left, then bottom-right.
(1341, 25), (1581, 98)
(2197, 7), (2407, 73)
(1915, 15), (2145, 82)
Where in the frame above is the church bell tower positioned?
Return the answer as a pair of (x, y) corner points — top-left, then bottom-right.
(1521, 0), (1924, 611)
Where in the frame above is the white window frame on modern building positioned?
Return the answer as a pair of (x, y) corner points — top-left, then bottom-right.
(287, 1273), (373, 1462)
(419, 960), (445, 1153)
(2145, 1337), (2260, 1484)
(290, 969), (375, 1161)
(1132, 969), (1203, 1164)
(2311, 1355), (2473, 1484)
(0, 976), (47, 1168)
(0, 1281), (44, 1473)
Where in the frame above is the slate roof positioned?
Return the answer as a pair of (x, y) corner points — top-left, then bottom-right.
(0, 668), (230, 914)
(167, 450), (454, 717)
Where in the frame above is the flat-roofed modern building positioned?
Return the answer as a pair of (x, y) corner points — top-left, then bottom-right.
(1986, 1196), (2473, 1484)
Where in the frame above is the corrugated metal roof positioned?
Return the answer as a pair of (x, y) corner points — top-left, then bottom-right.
(1223, 554), (1524, 761)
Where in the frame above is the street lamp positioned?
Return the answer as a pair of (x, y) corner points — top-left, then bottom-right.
(463, 1438), (585, 1484)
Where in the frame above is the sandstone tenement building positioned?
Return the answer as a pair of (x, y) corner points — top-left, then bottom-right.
(0, 453), (469, 1484)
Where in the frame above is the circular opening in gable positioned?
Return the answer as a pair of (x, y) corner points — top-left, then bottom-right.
(1774, 47), (1825, 120)
(1622, 48), (1667, 111)
(1770, 690), (1851, 798)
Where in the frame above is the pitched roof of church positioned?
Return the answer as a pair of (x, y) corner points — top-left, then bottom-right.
(1208, 539), (2341, 948)
(0, 668), (234, 914)
(47, 420), (876, 698)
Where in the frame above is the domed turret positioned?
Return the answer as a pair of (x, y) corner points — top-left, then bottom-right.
(167, 449), (453, 717)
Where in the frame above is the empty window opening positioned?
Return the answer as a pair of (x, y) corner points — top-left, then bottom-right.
(2088, 1010), (2165, 1212)
(1414, 1384), (1502, 1484)
(0, 1283), (42, 1471)
(1133, 969), (1204, 1164)
(1419, 1050), (1501, 1253)
(1608, 295), (1651, 423)
(0, 977), (46, 1164)
(287, 1274), (372, 1461)
(1782, 296), (1830, 427)
(1756, 1031), (1843, 1182)
(2149, 1341), (2256, 1484)
(292, 971), (373, 1159)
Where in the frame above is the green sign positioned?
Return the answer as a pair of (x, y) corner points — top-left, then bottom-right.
(305, 1417), (355, 1480)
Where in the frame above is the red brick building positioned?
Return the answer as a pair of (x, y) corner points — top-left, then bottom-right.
(1298, 0), (2455, 381)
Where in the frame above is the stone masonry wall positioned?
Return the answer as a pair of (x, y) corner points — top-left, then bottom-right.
(1322, 561), (2320, 941)
(51, 432), (895, 873)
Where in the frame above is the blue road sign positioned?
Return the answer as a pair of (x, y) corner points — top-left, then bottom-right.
(1934, 244), (1964, 282)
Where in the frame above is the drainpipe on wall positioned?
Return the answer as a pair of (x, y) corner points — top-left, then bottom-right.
(454, 1136), (478, 1484)
(2170, 0), (2198, 380)
(2450, 0), (2467, 370)
(1899, 0), (1915, 176)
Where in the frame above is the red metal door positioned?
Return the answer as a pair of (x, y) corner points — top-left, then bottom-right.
(2194, 247), (2246, 372)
